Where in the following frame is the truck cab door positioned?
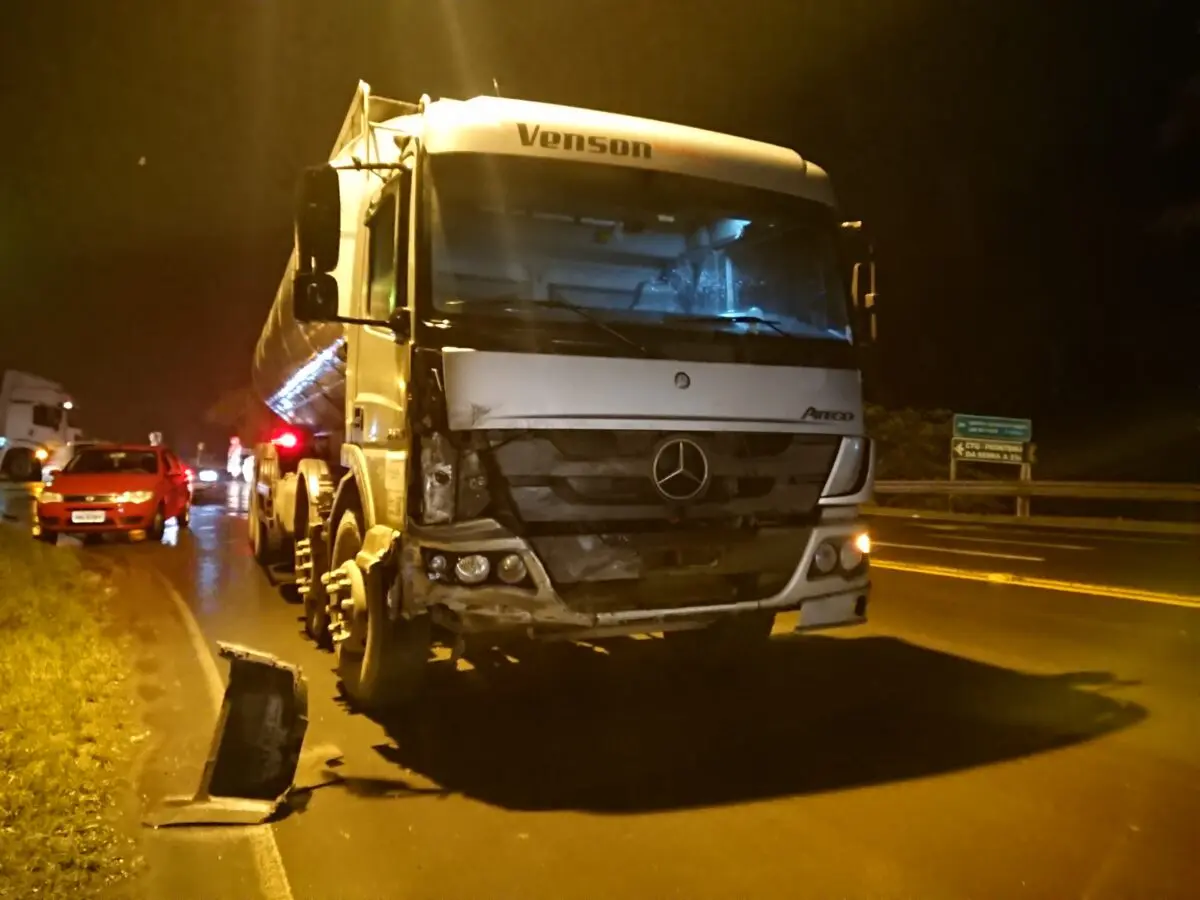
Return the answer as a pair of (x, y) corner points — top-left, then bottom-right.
(346, 163), (414, 527)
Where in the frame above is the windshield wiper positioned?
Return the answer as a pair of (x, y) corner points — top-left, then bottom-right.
(674, 314), (792, 339)
(510, 296), (650, 357)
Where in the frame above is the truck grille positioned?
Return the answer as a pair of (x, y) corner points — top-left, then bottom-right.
(486, 429), (840, 530)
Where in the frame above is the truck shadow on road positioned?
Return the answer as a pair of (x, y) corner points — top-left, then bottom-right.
(367, 634), (1147, 813)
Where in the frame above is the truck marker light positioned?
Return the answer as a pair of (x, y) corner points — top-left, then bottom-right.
(272, 430), (300, 450)
(428, 554), (449, 580)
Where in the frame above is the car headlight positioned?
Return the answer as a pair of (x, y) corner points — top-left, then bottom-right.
(116, 490), (155, 504)
(38, 491), (63, 505)
(198, 469), (220, 483)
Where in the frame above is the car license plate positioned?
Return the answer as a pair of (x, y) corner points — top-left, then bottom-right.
(70, 510), (106, 524)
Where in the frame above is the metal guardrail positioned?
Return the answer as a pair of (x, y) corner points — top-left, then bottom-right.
(873, 480), (1200, 503)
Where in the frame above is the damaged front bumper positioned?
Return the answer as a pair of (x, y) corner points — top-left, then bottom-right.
(394, 517), (871, 640)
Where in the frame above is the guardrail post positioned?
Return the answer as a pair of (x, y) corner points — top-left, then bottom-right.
(1017, 463), (1032, 517)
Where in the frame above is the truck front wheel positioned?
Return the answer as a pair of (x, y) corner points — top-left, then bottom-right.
(330, 506), (430, 710)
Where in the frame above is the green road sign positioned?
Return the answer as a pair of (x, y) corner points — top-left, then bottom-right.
(953, 414), (1032, 442)
(951, 437), (1025, 465)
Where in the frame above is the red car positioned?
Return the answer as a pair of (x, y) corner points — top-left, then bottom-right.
(35, 444), (192, 544)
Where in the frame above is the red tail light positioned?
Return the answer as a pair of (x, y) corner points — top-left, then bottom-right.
(271, 429), (301, 451)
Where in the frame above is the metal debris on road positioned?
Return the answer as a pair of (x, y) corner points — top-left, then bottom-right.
(145, 642), (309, 828)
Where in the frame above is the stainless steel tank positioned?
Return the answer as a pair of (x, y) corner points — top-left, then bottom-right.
(251, 249), (347, 434)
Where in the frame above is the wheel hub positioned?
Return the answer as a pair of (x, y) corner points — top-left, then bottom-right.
(322, 561), (367, 652)
(295, 538), (314, 596)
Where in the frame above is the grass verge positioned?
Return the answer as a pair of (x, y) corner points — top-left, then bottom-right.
(0, 529), (140, 897)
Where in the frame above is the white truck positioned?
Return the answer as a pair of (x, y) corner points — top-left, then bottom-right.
(249, 82), (879, 708)
(0, 370), (79, 479)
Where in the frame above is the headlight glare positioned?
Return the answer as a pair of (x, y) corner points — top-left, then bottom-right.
(117, 490), (155, 505)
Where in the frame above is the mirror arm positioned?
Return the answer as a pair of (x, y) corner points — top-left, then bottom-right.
(329, 312), (411, 338)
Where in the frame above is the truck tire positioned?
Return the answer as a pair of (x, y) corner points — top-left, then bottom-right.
(300, 524), (332, 650)
(331, 506), (430, 710)
(249, 494), (282, 567)
(662, 611), (775, 661)
(252, 510), (272, 565)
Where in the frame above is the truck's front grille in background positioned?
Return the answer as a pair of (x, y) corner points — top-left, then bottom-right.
(485, 429), (840, 529)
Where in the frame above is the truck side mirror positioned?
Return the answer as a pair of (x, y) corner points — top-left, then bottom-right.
(293, 273), (339, 323)
(296, 166), (341, 274)
(851, 261), (878, 345)
(843, 220), (878, 346)
(387, 307), (412, 342)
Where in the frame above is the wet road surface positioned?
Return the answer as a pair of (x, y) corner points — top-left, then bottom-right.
(95, 487), (1200, 898)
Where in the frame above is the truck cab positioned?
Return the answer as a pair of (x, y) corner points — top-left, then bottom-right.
(252, 83), (878, 708)
(0, 371), (80, 478)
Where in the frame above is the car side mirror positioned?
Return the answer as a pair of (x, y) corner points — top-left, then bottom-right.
(293, 272), (339, 323)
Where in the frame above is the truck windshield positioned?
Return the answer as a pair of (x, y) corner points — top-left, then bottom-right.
(423, 153), (854, 363)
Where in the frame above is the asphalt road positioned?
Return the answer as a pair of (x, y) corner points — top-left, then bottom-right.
(868, 514), (1200, 598)
(102, 487), (1200, 899)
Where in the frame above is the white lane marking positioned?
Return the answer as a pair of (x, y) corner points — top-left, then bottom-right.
(872, 559), (1200, 609)
(154, 570), (296, 900)
(874, 541), (1044, 562)
(932, 534), (1095, 551)
(909, 521), (1193, 547)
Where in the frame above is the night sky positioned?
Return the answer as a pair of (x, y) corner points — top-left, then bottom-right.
(1, 1), (1195, 478)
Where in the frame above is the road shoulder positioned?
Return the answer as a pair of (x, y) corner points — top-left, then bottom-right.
(102, 559), (271, 900)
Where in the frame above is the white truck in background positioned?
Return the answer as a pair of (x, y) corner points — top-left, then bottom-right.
(249, 81), (879, 708)
(0, 370), (80, 480)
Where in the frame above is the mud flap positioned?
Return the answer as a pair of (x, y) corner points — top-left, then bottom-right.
(146, 642), (309, 828)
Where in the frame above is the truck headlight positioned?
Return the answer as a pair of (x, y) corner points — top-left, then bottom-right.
(454, 554), (490, 585)
(421, 433), (457, 524)
(812, 541), (839, 575)
(496, 553), (527, 585)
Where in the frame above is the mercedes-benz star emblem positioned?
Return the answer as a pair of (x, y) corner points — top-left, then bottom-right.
(651, 438), (710, 502)
(674, 371), (691, 390)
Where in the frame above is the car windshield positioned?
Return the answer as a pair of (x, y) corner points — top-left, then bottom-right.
(64, 449), (159, 475)
(424, 153), (852, 357)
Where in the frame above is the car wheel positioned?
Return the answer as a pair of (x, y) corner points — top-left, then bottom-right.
(178, 503), (190, 529)
(35, 531), (58, 546)
(148, 507), (166, 541)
